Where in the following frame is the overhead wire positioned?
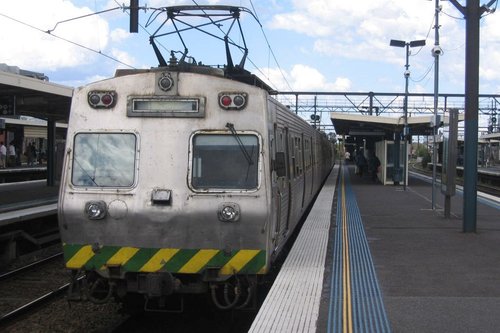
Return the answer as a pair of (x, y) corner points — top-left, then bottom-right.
(246, 0), (295, 107)
(112, 0), (174, 61)
(2, 1), (294, 95)
(408, 1), (437, 89)
(248, 0), (294, 92)
(185, 0), (294, 97)
(0, 11), (135, 69)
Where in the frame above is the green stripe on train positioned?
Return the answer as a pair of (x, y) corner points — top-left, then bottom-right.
(62, 244), (267, 274)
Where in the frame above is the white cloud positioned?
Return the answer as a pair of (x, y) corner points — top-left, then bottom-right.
(0, 0), (114, 71)
(264, 0), (500, 93)
(110, 48), (136, 68)
(290, 64), (351, 91)
(259, 64), (351, 91)
(110, 28), (130, 43)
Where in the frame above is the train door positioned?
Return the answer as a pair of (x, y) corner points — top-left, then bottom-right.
(301, 133), (306, 209)
(273, 126), (291, 249)
(310, 137), (315, 197)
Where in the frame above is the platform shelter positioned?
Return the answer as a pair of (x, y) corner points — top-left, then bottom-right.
(0, 67), (73, 185)
(330, 113), (439, 185)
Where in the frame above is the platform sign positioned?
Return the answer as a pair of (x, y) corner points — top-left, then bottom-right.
(441, 108), (458, 196)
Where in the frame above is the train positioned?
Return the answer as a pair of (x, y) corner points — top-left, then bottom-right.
(58, 58), (334, 312)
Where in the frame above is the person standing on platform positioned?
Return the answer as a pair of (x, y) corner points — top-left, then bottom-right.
(344, 150), (351, 161)
(368, 150), (381, 182)
(0, 142), (6, 168)
(27, 143), (36, 166)
(7, 141), (16, 167)
(355, 149), (367, 177)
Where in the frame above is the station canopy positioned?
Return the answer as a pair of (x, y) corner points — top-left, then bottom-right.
(0, 69), (73, 122)
(330, 113), (440, 139)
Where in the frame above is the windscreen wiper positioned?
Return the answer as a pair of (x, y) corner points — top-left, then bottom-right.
(226, 123), (253, 165)
(73, 157), (99, 186)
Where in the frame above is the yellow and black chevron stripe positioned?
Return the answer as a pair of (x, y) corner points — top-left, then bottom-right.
(63, 244), (267, 275)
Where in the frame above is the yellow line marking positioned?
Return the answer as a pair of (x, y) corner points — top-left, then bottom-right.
(220, 250), (260, 275)
(140, 248), (180, 272)
(66, 245), (94, 269)
(341, 166), (353, 333)
(106, 247), (139, 266)
(179, 249), (219, 273)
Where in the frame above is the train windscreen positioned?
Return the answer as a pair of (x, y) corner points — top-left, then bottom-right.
(71, 133), (136, 187)
(191, 134), (259, 190)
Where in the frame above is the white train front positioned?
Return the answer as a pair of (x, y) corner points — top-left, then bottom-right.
(58, 65), (334, 310)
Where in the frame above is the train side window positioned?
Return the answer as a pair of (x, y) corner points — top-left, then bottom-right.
(72, 133), (136, 187)
(191, 134), (259, 190)
(275, 152), (286, 178)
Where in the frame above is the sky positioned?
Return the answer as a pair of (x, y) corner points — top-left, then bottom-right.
(1, 0), (500, 130)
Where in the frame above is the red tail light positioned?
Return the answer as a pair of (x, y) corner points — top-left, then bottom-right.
(88, 91), (117, 109)
(218, 92), (247, 110)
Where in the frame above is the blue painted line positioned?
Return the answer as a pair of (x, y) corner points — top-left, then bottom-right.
(327, 165), (391, 333)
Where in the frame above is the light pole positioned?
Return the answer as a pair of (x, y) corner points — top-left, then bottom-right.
(431, 0), (443, 210)
(390, 39), (426, 190)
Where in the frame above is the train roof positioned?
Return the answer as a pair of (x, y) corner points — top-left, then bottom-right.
(115, 64), (276, 94)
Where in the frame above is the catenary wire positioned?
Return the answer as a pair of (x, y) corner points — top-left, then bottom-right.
(0, 11), (135, 69)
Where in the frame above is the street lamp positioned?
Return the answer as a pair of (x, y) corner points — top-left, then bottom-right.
(390, 38), (426, 190)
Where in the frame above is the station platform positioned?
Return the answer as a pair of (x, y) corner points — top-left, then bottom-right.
(250, 162), (500, 332)
(0, 166), (47, 183)
(0, 180), (58, 226)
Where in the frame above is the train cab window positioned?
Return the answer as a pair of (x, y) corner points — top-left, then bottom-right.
(191, 134), (259, 190)
(72, 133), (136, 187)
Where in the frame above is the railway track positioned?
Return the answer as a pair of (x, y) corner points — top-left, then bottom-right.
(410, 162), (500, 197)
(0, 253), (67, 327)
(0, 249), (126, 332)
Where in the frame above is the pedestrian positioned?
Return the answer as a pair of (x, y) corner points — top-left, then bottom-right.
(0, 142), (6, 168)
(355, 149), (367, 177)
(27, 143), (36, 166)
(368, 150), (381, 182)
(344, 150), (351, 161)
(7, 141), (16, 167)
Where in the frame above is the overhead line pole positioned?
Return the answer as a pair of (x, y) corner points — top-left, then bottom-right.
(447, 0), (496, 232)
(462, 0), (480, 233)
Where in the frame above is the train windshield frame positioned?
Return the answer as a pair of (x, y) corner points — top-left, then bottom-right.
(190, 133), (260, 191)
(71, 132), (137, 187)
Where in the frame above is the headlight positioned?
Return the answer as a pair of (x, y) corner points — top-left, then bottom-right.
(85, 201), (107, 220)
(88, 91), (117, 109)
(218, 202), (240, 222)
(218, 92), (247, 110)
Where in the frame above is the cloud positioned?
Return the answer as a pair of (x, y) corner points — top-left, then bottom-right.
(265, 1), (500, 93)
(110, 28), (130, 43)
(0, 0), (114, 71)
(259, 64), (351, 92)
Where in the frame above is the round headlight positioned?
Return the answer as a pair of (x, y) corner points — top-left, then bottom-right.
(89, 93), (101, 106)
(221, 206), (236, 220)
(158, 75), (174, 91)
(233, 95), (245, 107)
(218, 202), (240, 222)
(85, 201), (107, 220)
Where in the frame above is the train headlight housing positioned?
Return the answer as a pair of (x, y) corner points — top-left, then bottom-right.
(218, 92), (247, 110)
(218, 202), (240, 222)
(88, 91), (117, 109)
(85, 201), (107, 220)
(158, 73), (174, 91)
